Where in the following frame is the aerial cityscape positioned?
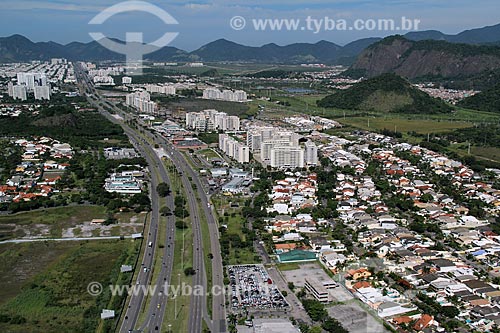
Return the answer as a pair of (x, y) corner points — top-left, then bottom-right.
(1, 1), (500, 333)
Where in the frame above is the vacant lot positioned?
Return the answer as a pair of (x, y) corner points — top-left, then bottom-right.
(327, 302), (390, 333)
(0, 206), (145, 240)
(0, 239), (138, 333)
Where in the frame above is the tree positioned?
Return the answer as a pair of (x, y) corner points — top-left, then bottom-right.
(184, 267), (196, 276)
(156, 182), (170, 197)
(322, 317), (348, 333)
(176, 220), (188, 229)
(160, 206), (171, 216)
(441, 305), (459, 318)
(302, 299), (327, 322)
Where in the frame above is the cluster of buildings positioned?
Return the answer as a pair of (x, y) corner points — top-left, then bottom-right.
(246, 126), (318, 169)
(202, 87), (247, 102)
(219, 134), (249, 164)
(7, 72), (51, 101)
(229, 120), (500, 331)
(125, 90), (158, 114)
(0, 137), (72, 203)
(104, 170), (144, 194)
(185, 109), (240, 132)
(266, 173), (318, 215)
(103, 147), (139, 160)
(415, 83), (479, 104)
(145, 83), (176, 95)
(282, 116), (341, 131)
(88, 66), (124, 86)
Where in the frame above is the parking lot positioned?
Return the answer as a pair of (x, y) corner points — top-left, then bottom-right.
(228, 265), (289, 310)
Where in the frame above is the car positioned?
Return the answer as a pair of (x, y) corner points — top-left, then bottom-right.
(157, 303), (161, 309)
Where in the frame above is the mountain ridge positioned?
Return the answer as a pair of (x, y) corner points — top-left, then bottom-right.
(1, 23), (500, 63)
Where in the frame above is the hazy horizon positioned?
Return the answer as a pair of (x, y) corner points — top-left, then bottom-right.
(1, 0), (500, 51)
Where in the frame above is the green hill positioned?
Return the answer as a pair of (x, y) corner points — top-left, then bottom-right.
(317, 73), (452, 114)
(457, 84), (500, 112)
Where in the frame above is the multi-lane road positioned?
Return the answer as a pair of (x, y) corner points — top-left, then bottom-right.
(76, 64), (176, 332)
(75, 64), (226, 332)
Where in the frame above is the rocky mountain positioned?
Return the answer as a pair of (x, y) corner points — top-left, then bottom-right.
(317, 73), (452, 114)
(349, 36), (500, 79)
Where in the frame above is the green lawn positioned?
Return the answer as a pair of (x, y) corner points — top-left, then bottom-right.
(0, 239), (138, 333)
(163, 227), (193, 333)
(197, 148), (220, 161)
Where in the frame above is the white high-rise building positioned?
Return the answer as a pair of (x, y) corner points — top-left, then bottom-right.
(145, 84), (176, 95)
(34, 85), (51, 100)
(304, 141), (318, 166)
(126, 91), (157, 114)
(16, 73), (47, 90)
(202, 88), (247, 102)
(7, 82), (14, 97)
(219, 134), (250, 163)
(185, 110), (240, 132)
(270, 147), (305, 169)
(12, 85), (27, 101)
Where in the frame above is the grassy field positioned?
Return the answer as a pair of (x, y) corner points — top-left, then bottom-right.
(276, 263), (301, 271)
(471, 146), (500, 163)
(196, 148), (220, 161)
(212, 196), (259, 265)
(338, 117), (473, 134)
(162, 226), (193, 333)
(0, 239), (138, 333)
(450, 144), (500, 164)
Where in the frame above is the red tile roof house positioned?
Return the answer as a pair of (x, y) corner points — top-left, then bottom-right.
(413, 314), (435, 331)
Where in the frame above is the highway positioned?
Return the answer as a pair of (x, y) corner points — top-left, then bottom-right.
(76, 63), (226, 332)
(75, 64), (176, 333)
(155, 135), (227, 333)
(127, 108), (227, 332)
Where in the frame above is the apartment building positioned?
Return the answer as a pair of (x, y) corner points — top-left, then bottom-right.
(145, 84), (176, 95)
(126, 90), (158, 114)
(202, 88), (247, 102)
(219, 134), (250, 163)
(185, 109), (240, 132)
(270, 146), (305, 169)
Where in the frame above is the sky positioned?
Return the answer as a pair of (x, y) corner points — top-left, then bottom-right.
(0, 0), (499, 51)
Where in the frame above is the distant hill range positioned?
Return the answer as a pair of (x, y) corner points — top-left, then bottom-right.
(1, 23), (500, 64)
(317, 73), (452, 114)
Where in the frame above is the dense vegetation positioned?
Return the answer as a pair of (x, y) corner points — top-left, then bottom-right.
(0, 105), (127, 149)
(444, 124), (500, 148)
(458, 83), (500, 112)
(317, 73), (452, 114)
(405, 39), (500, 58)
